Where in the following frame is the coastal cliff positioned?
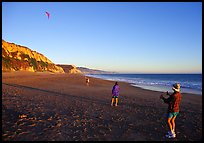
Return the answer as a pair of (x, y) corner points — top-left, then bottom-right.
(57, 64), (82, 74)
(2, 40), (64, 73)
(77, 67), (116, 74)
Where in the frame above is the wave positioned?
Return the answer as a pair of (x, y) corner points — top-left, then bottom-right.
(86, 74), (202, 95)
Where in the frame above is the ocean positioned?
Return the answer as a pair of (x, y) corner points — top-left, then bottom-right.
(86, 74), (202, 95)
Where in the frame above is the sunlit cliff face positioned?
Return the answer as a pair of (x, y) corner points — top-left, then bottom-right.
(2, 40), (64, 73)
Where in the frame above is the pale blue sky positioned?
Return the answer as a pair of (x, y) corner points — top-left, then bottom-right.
(2, 2), (202, 73)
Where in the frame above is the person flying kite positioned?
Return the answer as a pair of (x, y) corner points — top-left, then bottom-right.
(45, 11), (50, 19)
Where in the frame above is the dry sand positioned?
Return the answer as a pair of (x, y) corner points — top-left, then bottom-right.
(2, 71), (202, 141)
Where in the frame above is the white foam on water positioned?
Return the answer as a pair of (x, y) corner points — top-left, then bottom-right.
(86, 74), (202, 95)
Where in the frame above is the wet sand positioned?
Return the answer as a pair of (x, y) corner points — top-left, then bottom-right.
(2, 71), (202, 141)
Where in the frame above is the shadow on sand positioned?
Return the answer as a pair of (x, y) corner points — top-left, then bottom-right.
(2, 83), (109, 106)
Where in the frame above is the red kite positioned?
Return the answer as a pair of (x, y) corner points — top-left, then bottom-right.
(45, 11), (50, 19)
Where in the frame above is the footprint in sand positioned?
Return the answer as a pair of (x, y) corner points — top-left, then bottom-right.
(47, 117), (53, 121)
(56, 123), (62, 127)
(28, 123), (36, 127)
(29, 117), (37, 121)
(17, 131), (30, 136)
(19, 114), (28, 119)
(38, 119), (45, 122)
(17, 122), (26, 126)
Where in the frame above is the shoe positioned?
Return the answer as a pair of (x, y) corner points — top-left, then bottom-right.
(167, 131), (175, 135)
(165, 131), (176, 138)
(115, 104), (118, 106)
(166, 134), (176, 138)
(111, 103), (113, 106)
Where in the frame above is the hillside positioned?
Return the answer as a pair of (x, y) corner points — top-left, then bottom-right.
(77, 67), (116, 74)
(56, 64), (82, 74)
(2, 40), (64, 73)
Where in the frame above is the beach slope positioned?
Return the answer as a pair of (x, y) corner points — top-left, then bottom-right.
(2, 71), (202, 141)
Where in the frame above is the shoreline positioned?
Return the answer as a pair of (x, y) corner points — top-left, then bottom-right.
(2, 71), (202, 141)
(85, 74), (202, 96)
(131, 84), (202, 96)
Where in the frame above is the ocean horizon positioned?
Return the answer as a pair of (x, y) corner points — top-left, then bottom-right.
(86, 73), (202, 95)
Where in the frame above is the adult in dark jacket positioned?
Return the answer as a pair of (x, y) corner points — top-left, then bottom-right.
(160, 83), (182, 138)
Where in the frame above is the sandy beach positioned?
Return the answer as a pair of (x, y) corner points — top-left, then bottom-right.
(2, 71), (202, 141)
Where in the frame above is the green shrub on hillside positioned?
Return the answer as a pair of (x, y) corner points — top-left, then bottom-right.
(39, 60), (48, 68)
(2, 57), (11, 68)
(20, 53), (30, 60)
(30, 58), (37, 71)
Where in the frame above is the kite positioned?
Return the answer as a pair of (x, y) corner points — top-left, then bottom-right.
(45, 11), (50, 19)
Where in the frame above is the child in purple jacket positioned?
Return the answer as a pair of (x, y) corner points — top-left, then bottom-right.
(111, 82), (120, 106)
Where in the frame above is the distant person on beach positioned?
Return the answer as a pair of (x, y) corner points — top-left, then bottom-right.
(160, 83), (182, 139)
(111, 82), (120, 106)
(85, 77), (90, 86)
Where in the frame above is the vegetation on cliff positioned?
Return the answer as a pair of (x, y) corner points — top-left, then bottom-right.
(2, 40), (64, 73)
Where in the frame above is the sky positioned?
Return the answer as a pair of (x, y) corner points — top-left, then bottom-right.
(2, 2), (202, 73)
